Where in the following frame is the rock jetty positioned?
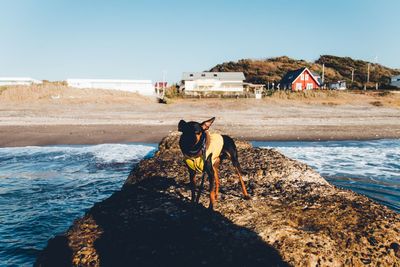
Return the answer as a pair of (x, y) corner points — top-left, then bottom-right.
(35, 132), (400, 266)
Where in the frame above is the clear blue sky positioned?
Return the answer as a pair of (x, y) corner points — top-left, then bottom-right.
(1, 0), (399, 83)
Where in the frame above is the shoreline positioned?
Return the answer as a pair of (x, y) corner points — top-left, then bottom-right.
(1, 124), (399, 147)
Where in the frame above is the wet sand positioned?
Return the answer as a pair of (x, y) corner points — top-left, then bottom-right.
(1, 123), (399, 147)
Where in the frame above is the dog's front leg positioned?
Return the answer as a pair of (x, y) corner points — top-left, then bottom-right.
(205, 156), (216, 209)
(207, 170), (216, 209)
(188, 168), (197, 202)
(212, 158), (221, 201)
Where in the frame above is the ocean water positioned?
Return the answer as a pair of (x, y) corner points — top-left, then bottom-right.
(1, 140), (399, 266)
(0, 143), (156, 266)
(253, 139), (400, 213)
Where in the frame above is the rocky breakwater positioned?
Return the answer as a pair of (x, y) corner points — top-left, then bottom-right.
(36, 131), (400, 266)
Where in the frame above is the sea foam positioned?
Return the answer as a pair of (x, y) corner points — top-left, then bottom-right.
(0, 143), (156, 164)
(254, 139), (400, 211)
(0, 143), (156, 266)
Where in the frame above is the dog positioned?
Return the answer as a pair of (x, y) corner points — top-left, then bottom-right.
(178, 117), (250, 209)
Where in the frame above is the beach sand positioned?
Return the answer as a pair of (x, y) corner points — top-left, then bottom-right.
(1, 86), (400, 146)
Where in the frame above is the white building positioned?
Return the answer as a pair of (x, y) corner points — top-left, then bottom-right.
(181, 72), (245, 95)
(329, 81), (347, 90)
(0, 77), (43, 86)
(66, 79), (155, 96)
(391, 75), (400, 88)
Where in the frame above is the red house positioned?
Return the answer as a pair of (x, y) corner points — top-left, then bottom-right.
(280, 67), (320, 91)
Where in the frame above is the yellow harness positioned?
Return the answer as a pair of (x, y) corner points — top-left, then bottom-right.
(184, 133), (224, 173)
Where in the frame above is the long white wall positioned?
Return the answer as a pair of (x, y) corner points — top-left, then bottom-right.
(67, 79), (155, 96)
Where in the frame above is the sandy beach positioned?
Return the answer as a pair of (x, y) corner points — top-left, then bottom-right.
(1, 86), (400, 147)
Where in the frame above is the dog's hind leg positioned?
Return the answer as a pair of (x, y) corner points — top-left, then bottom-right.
(233, 160), (250, 200)
(230, 151), (250, 199)
(222, 135), (250, 199)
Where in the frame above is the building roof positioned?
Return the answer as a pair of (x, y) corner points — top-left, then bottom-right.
(280, 68), (306, 85)
(280, 67), (320, 85)
(312, 71), (320, 77)
(330, 80), (346, 84)
(182, 72), (245, 81)
(312, 72), (323, 85)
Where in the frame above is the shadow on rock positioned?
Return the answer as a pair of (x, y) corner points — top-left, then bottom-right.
(90, 177), (289, 266)
(34, 236), (73, 267)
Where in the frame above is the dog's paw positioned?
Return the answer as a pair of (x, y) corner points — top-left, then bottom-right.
(243, 195), (251, 200)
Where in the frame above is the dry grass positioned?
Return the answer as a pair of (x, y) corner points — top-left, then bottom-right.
(1, 84), (399, 109)
(266, 90), (400, 108)
(271, 90), (341, 100)
(0, 84), (154, 105)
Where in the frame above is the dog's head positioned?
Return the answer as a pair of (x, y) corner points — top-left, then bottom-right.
(178, 117), (215, 148)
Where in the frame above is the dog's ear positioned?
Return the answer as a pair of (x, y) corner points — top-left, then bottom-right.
(201, 117), (215, 131)
(178, 120), (187, 132)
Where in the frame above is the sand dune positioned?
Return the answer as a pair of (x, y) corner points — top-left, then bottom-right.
(0, 84), (153, 105)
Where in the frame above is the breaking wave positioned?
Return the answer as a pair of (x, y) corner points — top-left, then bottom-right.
(0, 143), (156, 266)
(254, 139), (400, 212)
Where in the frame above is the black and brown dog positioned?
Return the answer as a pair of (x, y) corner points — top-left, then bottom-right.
(178, 117), (250, 209)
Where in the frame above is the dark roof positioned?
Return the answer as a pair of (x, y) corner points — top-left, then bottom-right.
(280, 68), (306, 85)
(280, 67), (320, 85)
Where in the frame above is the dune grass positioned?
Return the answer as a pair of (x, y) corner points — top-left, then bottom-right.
(266, 89), (400, 107)
(270, 90), (341, 100)
(0, 84), (154, 105)
(1, 84), (399, 108)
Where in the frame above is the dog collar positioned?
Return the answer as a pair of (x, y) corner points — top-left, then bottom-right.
(184, 132), (206, 157)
